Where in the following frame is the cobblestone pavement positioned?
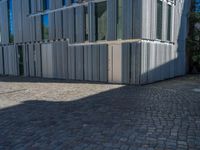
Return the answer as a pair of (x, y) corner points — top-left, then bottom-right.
(0, 75), (200, 150)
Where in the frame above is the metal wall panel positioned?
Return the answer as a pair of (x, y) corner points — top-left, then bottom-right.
(92, 45), (100, 81)
(122, 0), (133, 39)
(35, 43), (42, 77)
(36, 16), (42, 41)
(84, 45), (93, 81)
(0, 47), (4, 75)
(75, 6), (85, 43)
(88, 2), (95, 42)
(122, 43), (130, 84)
(107, 0), (117, 40)
(0, 1), (9, 44)
(68, 46), (76, 79)
(41, 43), (54, 78)
(55, 11), (63, 39)
(75, 46), (84, 80)
(49, 13), (55, 40)
(99, 44), (108, 82)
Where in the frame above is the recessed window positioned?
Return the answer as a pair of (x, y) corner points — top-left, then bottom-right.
(85, 6), (89, 41)
(42, 14), (49, 39)
(8, 0), (14, 43)
(29, 0), (32, 14)
(95, 1), (107, 41)
(156, 0), (163, 40)
(167, 4), (172, 41)
(72, 0), (78, 4)
(63, 0), (67, 6)
(117, 0), (122, 39)
(43, 0), (49, 10)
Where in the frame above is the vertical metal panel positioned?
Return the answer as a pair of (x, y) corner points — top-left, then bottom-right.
(92, 45), (100, 81)
(108, 44), (122, 83)
(0, 47), (3, 75)
(35, 43), (42, 77)
(122, 0), (133, 39)
(107, 0), (117, 40)
(55, 0), (62, 9)
(41, 43), (53, 78)
(133, 42), (141, 85)
(84, 45), (93, 81)
(122, 43), (130, 84)
(55, 11), (63, 39)
(49, 0), (56, 10)
(62, 41), (68, 79)
(28, 43), (35, 77)
(133, 0), (142, 38)
(0, 1), (9, 44)
(49, 13), (55, 40)
(140, 41), (148, 84)
(36, 16), (42, 41)
(63, 9), (69, 39)
(75, 46), (84, 80)
(68, 8), (75, 43)
(99, 44), (108, 82)
(22, 44), (29, 76)
(68, 46), (76, 79)
(88, 2), (95, 42)
(75, 6), (85, 43)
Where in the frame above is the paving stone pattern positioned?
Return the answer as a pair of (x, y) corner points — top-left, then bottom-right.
(0, 75), (200, 150)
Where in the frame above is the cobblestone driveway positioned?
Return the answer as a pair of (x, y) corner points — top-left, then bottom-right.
(0, 76), (200, 150)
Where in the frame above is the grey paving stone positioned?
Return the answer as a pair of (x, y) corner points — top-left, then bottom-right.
(0, 75), (199, 149)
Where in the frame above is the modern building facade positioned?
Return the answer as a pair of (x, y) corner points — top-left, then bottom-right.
(0, 0), (191, 84)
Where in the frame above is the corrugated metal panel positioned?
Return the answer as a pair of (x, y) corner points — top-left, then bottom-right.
(68, 8), (75, 43)
(68, 46), (76, 79)
(0, 1), (9, 44)
(75, 6), (85, 43)
(122, 0), (133, 39)
(107, 0), (117, 40)
(49, 12), (55, 40)
(99, 44), (108, 82)
(75, 46), (84, 80)
(35, 43), (42, 77)
(92, 45), (100, 81)
(0, 47), (3, 75)
(55, 11), (63, 39)
(122, 43), (130, 84)
(88, 2), (95, 42)
(41, 43), (53, 78)
(36, 16), (42, 41)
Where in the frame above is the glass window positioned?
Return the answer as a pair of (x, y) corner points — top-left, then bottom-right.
(85, 6), (89, 41)
(157, 0), (162, 40)
(63, 0), (67, 6)
(42, 14), (49, 39)
(95, 1), (107, 41)
(72, 0), (78, 4)
(43, 0), (49, 10)
(117, 0), (122, 39)
(8, 0), (14, 43)
(29, 0), (32, 14)
(167, 4), (172, 41)
(0, 23), (1, 43)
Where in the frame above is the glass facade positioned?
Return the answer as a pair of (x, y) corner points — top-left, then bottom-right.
(157, 0), (163, 40)
(85, 6), (89, 41)
(117, 0), (123, 39)
(95, 1), (107, 41)
(43, 0), (49, 10)
(63, 0), (67, 6)
(167, 5), (172, 41)
(42, 14), (49, 39)
(8, 0), (14, 43)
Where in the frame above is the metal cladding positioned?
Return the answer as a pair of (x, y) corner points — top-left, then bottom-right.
(0, 0), (191, 85)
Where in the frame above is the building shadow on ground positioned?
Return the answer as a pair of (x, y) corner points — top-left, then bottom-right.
(0, 82), (200, 150)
